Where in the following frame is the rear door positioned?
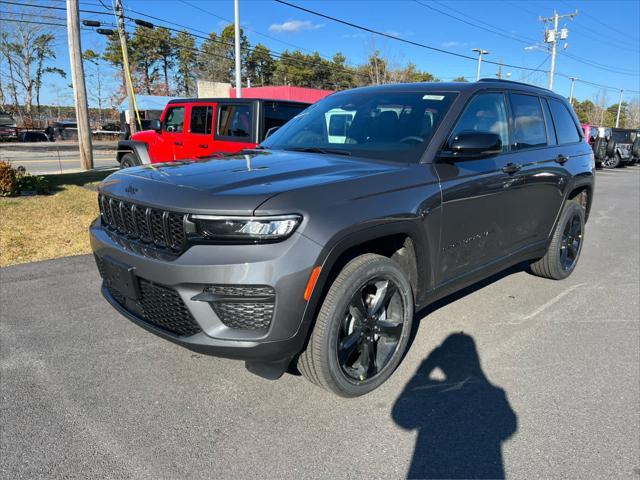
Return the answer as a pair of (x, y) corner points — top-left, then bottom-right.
(212, 101), (257, 153)
(496, 92), (569, 252)
(184, 103), (215, 158)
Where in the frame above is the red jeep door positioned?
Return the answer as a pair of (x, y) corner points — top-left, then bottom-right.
(184, 102), (215, 158)
(160, 104), (187, 161)
(213, 102), (257, 153)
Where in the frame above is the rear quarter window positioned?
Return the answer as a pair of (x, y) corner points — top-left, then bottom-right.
(548, 99), (581, 144)
(263, 103), (306, 137)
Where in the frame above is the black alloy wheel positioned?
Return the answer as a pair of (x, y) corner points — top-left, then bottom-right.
(559, 213), (583, 272)
(297, 253), (414, 397)
(337, 277), (405, 382)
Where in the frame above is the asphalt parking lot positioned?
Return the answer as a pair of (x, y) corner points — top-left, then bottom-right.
(1, 166), (639, 479)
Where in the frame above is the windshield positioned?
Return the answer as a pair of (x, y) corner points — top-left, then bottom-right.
(261, 90), (457, 162)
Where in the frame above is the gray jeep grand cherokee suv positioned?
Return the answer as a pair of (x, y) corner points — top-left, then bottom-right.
(91, 79), (594, 397)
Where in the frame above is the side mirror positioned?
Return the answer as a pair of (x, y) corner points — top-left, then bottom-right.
(441, 132), (502, 160)
(151, 119), (162, 133)
(265, 126), (279, 139)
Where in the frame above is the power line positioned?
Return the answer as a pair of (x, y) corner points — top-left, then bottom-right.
(0, 17), (68, 28)
(0, 9), (66, 22)
(273, 0), (556, 74)
(416, 0), (639, 76)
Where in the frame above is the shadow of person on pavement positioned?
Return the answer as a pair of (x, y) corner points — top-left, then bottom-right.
(392, 333), (517, 479)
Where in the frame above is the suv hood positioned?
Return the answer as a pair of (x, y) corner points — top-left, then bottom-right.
(99, 150), (405, 215)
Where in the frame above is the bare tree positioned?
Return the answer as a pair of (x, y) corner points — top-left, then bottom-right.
(627, 98), (640, 129)
(0, 9), (63, 123)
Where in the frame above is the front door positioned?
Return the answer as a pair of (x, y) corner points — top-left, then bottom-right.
(434, 91), (515, 285)
(161, 104), (187, 161)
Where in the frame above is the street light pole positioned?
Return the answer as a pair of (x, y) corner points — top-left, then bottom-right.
(616, 89), (624, 128)
(568, 77), (577, 105)
(234, 0), (242, 98)
(472, 48), (490, 81)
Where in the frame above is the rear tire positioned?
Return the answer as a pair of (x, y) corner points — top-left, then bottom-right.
(298, 254), (414, 397)
(119, 152), (138, 169)
(530, 199), (585, 280)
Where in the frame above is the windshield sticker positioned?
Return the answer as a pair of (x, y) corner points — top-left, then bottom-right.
(422, 95), (445, 101)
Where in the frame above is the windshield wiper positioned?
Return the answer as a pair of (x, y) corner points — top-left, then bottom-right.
(284, 146), (352, 156)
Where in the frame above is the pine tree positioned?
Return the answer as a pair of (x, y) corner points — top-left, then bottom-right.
(174, 31), (197, 96)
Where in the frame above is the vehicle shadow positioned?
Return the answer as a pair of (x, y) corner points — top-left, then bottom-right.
(392, 332), (518, 479)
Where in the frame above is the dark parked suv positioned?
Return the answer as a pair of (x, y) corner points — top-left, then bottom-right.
(91, 79), (594, 397)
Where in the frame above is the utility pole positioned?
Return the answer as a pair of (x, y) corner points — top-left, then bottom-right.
(472, 48), (490, 81)
(568, 77), (577, 105)
(495, 58), (503, 80)
(540, 9), (578, 91)
(116, 0), (138, 134)
(234, 0), (242, 98)
(616, 89), (624, 127)
(66, 0), (93, 169)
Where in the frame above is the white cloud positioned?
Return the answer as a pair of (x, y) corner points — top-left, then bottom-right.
(269, 20), (323, 33)
(384, 30), (402, 37)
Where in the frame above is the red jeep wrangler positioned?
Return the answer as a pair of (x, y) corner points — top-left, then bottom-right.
(116, 98), (309, 168)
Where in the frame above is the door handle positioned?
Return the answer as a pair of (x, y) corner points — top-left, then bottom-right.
(502, 162), (522, 174)
(198, 144), (208, 148)
(174, 141), (183, 146)
(555, 154), (570, 164)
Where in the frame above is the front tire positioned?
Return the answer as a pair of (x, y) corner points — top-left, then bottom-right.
(530, 199), (585, 280)
(298, 254), (414, 397)
(119, 152), (138, 169)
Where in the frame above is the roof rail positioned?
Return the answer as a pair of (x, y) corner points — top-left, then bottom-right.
(478, 78), (550, 90)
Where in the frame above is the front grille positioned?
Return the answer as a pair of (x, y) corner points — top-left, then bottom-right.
(98, 193), (187, 252)
(204, 284), (275, 331)
(96, 255), (201, 336)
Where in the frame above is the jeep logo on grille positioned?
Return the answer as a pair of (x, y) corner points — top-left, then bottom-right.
(125, 184), (138, 195)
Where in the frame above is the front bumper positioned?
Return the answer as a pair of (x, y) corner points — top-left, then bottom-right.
(90, 218), (323, 367)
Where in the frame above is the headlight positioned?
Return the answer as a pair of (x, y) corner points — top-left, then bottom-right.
(190, 214), (301, 242)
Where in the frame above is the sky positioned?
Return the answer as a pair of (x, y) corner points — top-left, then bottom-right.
(7, 0), (640, 107)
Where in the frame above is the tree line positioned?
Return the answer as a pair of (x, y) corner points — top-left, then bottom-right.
(99, 23), (446, 98)
(1, 11), (638, 130)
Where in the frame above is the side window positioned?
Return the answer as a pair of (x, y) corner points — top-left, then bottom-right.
(510, 94), (547, 150)
(541, 98), (557, 145)
(263, 103), (306, 137)
(163, 106), (184, 133)
(218, 104), (251, 138)
(449, 92), (509, 152)
(190, 106), (213, 135)
(549, 99), (581, 144)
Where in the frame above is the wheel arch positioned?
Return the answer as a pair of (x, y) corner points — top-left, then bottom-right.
(300, 220), (431, 334)
(567, 180), (594, 222)
(116, 140), (150, 165)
